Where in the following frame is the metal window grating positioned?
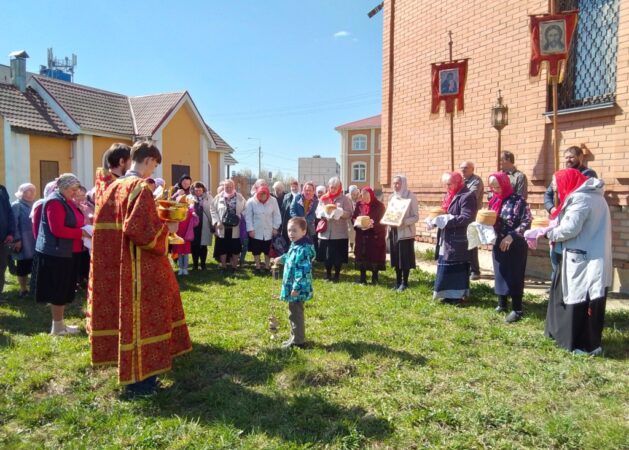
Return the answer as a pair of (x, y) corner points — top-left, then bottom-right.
(549, 0), (619, 111)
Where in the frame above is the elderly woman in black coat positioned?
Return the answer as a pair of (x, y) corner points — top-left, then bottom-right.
(432, 172), (477, 305)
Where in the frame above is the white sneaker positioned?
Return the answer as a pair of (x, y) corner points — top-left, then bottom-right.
(183, 269), (189, 275)
(64, 325), (80, 335)
(178, 269), (183, 276)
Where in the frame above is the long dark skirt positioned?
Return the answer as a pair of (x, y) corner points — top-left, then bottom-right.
(316, 238), (349, 265)
(492, 237), (527, 296)
(33, 252), (78, 305)
(389, 231), (416, 271)
(545, 264), (607, 353)
(214, 235), (242, 259)
(433, 256), (469, 299)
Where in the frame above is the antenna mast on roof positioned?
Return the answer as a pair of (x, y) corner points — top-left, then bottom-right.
(39, 48), (77, 82)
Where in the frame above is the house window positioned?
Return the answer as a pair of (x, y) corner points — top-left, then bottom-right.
(171, 164), (191, 187)
(552, 0), (619, 110)
(40, 160), (59, 197)
(352, 162), (367, 182)
(352, 134), (367, 151)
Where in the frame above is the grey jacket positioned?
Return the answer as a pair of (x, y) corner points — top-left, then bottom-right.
(11, 199), (35, 260)
(316, 195), (353, 240)
(547, 178), (612, 304)
(211, 193), (246, 239)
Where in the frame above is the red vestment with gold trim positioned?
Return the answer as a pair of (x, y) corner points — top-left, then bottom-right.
(87, 175), (191, 384)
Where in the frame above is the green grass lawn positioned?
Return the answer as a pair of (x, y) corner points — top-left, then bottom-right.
(0, 255), (627, 449)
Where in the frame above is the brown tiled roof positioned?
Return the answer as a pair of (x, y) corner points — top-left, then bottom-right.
(33, 75), (134, 136)
(0, 82), (73, 136)
(129, 92), (186, 137)
(205, 123), (233, 151)
(224, 153), (238, 165)
(335, 114), (381, 130)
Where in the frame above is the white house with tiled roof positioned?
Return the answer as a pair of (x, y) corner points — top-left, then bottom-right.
(0, 53), (236, 197)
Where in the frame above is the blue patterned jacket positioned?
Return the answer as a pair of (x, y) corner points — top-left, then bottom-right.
(279, 236), (316, 302)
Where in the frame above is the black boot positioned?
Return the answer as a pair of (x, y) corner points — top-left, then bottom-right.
(496, 295), (508, 312)
(371, 271), (379, 285)
(358, 270), (367, 285)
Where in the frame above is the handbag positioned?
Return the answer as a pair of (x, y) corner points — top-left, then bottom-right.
(315, 218), (327, 234)
(221, 208), (240, 227)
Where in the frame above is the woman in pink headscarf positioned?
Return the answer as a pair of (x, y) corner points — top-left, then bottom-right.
(433, 172), (478, 304)
(488, 171), (531, 323)
(245, 184), (281, 274)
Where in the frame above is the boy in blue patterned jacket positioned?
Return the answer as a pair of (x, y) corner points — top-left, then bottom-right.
(273, 217), (316, 349)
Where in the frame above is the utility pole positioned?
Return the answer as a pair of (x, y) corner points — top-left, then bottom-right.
(248, 137), (262, 178)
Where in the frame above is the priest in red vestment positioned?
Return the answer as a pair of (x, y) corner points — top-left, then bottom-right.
(87, 141), (191, 393)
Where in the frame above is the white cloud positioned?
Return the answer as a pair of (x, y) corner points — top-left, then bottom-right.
(334, 31), (351, 39)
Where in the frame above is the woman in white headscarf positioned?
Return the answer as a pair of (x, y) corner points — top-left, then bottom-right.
(11, 183), (37, 296)
(387, 175), (419, 292)
(346, 185), (360, 253)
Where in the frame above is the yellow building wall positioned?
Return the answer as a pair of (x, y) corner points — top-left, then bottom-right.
(207, 151), (220, 194)
(30, 135), (72, 198)
(162, 105), (201, 186)
(0, 116), (4, 185)
(92, 136), (133, 177)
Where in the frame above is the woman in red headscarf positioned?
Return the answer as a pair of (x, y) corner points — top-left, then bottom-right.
(544, 169), (611, 355)
(245, 184), (282, 274)
(315, 176), (353, 282)
(433, 172), (478, 304)
(488, 171), (532, 323)
(352, 187), (386, 285)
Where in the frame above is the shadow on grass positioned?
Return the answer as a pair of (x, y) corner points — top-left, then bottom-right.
(145, 343), (394, 445)
(314, 340), (427, 366)
(0, 288), (86, 338)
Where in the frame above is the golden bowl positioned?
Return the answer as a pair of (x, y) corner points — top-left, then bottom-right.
(158, 205), (187, 222)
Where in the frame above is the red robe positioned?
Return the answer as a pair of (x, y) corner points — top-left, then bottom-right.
(87, 175), (191, 384)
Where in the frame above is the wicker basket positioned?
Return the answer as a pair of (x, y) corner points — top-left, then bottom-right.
(476, 209), (497, 226)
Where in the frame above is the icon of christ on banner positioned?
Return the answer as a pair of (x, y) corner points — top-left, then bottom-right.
(540, 20), (567, 55)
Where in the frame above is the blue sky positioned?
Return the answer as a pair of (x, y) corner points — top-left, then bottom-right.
(1, 0), (383, 178)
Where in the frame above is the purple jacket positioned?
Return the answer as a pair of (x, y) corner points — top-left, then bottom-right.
(436, 187), (478, 262)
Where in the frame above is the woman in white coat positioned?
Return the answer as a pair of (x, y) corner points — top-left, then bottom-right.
(190, 181), (214, 270)
(211, 179), (246, 273)
(245, 185), (281, 274)
(545, 168), (612, 355)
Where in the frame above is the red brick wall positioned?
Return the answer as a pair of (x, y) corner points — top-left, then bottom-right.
(382, 0), (629, 263)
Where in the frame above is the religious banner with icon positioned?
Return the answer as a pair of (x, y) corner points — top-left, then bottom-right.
(529, 11), (578, 82)
(380, 196), (411, 227)
(430, 59), (468, 114)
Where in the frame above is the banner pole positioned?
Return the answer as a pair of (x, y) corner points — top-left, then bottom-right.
(549, 0), (560, 172)
(448, 31), (454, 171)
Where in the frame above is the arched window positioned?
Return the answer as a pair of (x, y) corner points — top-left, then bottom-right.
(351, 162), (367, 182)
(352, 134), (367, 151)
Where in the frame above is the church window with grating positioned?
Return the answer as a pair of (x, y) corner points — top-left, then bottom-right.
(550, 0), (619, 111)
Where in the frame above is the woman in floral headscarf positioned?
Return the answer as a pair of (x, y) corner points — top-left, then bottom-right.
(544, 169), (611, 355)
(33, 173), (87, 335)
(432, 172), (477, 304)
(315, 177), (353, 282)
(352, 186), (386, 285)
(288, 180), (316, 235)
(488, 171), (531, 323)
